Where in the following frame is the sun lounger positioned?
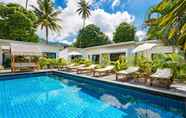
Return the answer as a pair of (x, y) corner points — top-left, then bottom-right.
(0, 65), (4, 70)
(150, 68), (173, 88)
(59, 63), (75, 70)
(93, 65), (114, 77)
(66, 64), (86, 72)
(76, 64), (97, 74)
(116, 66), (139, 81)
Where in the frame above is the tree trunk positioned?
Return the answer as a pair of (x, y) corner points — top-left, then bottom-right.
(25, 0), (28, 9)
(83, 18), (86, 28)
(80, 19), (86, 48)
(46, 26), (49, 44)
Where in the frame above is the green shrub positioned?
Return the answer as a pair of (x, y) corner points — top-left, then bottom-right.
(165, 53), (185, 80)
(152, 54), (167, 72)
(58, 58), (68, 68)
(177, 64), (186, 80)
(101, 53), (110, 66)
(39, 57), (65, 69)
(152, 53), (186, 81)
(136, 55), (152, 75)
(48, 59), (58, 68)
(39, 57), (49, 69)
(114, 56), (127, 71)
(72, 58), (91, 66)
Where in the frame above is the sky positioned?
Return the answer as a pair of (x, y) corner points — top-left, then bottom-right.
(1, 0), (161, 45)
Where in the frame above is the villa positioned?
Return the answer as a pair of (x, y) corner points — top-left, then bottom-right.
(0, 0), (186, 117)
(60, 40), (176, 63)
(1, 39), (175, 69)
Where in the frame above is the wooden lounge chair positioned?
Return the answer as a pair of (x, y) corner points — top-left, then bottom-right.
(93, 65), (114, 77)
(150, 68), (173, 88)
(76, 64), (96, 74)
(0, 65), (4, 70)
(59, 63), (75, 71)
(66, 64), (86, 72)
(116, 66), (140, 81)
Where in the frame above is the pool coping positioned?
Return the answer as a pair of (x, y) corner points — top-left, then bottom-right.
(0, 70), (186, 100)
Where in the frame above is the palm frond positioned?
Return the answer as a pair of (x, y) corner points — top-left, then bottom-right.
(32, 0), (62, 43)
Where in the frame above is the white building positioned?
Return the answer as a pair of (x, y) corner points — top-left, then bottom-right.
(0, 39), (176, 68)
(59, 40), (176, 64)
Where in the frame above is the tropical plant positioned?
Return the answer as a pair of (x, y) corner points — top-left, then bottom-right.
(101, 53), (110, 66)
(113, 22), (136, 43)
(72, 58), (91, 66)
(177, 64), (186, 81)
(152, 53), (186, 80)
(32, 0), (62, 44)
(76, 0), (91, 28)
(0, 3), (39, 42)
(136, 55), (152, 75)
(114, 56), (127, 71)
(39, 57), (49, 69)
(58, 58), (68, 68)
(152, 54), (167, 71)
(164, 53), (185, 80)
(146, 0), (186, 51)
(48, 58), (58, 68)
(74, 24), (110, 48)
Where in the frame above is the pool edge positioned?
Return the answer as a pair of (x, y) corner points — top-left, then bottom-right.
(0, 70), (186, 101)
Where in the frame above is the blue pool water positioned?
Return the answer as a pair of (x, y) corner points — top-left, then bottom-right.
(0, 73), (185, 118)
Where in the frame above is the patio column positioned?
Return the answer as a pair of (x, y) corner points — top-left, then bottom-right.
(99, 54), (102, 64)
(11, 55), (15, 72)
(0, 49), (2, 65)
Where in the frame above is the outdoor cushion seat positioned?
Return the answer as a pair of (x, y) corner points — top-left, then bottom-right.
(116, 66), (140, 81)
(93, 65), (114, 77)
(77, 64), (96, 74)
(150, 68), (173, 88)
(150, 68), (172, 79)
(66, 64), (86, 71)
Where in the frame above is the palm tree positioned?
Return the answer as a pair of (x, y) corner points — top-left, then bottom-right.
(146, 0), (186, 51)
(32, 0), (62, 44)
(76, 0), (91, 28)
(25, 0), (28, 9)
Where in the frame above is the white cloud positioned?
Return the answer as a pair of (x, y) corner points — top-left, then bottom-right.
(1, 0), (135, 43)
(112, 0), (121, 9)
(135, 30), (147, 41)
(89, 9), (134, 39)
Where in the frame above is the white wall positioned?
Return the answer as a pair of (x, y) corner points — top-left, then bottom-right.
(58, 48), (69, 60)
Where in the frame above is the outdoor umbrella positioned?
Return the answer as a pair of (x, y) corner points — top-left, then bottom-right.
(133, 43), (157, 53)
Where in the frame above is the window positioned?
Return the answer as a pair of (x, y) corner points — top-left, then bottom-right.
(44, 52), (56, 59)
(92, 55), (100, 64)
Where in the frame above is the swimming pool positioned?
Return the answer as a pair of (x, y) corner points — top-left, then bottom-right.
(0, 72), (186, 118)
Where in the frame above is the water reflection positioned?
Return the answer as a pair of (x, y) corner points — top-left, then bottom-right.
(136, 108), (160, 118)
(100, 94), (131, 109)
